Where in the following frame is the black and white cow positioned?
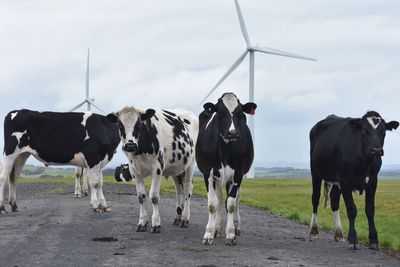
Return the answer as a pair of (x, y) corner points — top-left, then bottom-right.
(196, 93), (257, 246)
(0, 109), (120, 213)
(114, 163), (133, 182)
(74, 167), (89, 198)
(309, 111), (398, 250)
(106, 107), (198, 233)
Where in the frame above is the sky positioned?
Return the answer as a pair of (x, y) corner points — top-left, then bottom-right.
(1, 0), (399, 167)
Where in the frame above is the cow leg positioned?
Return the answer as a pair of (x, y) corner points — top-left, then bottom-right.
(234, 187), (241, 236)
(8, 153), (29, 212)
(135, 177), (149, 232)
(181, 165), (194, 228)
(149, 172), (162, 233)
(309, 170), (322, 240)
(96, 171), (110, 211)
(203, 170), (220, 245)
(225, 174), (242, 246)
(365, 177), (379, 250)
(74, 168), (82, 198)
(214, 182), (224, 239)
(342, 187), (358, 249)
(172, 174), (184, 225)
(0, 155), (17, 214)
(82, 170), (89, 196)
(87, 167), (107, 212)
(330, 185), (344, 241)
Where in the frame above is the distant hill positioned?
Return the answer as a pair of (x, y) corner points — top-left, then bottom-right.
(20, 164), (400, 179)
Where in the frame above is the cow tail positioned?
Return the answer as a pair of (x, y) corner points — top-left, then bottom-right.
(323, 181), (332, 209)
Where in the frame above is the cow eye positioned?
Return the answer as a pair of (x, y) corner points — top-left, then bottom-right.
(236, 112), (244, 119)
(361, 129), (368, 136)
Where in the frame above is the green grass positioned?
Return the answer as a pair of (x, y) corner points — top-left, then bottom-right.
(18, 176), (400, 251)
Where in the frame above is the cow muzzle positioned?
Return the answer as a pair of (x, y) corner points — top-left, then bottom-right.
(220, 130), (240, 144)
(370, 147), (384, 156)
(123, 141), (138, 153)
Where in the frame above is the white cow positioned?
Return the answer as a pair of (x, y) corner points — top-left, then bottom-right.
(107, 107), (198, 233)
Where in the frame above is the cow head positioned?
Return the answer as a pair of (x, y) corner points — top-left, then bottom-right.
(106, 107), (155, 154)
(203, 92), (257, 144)
(350, 111), (399, 157)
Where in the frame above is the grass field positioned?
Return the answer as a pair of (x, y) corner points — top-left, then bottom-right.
(19, 176), (400, 251)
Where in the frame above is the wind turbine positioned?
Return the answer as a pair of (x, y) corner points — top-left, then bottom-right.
(69, 49), (106, 113)
(200, 0), (316, 178)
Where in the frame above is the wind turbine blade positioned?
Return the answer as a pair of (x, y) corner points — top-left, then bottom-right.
(86, 49), (90, 99)
(234, 0), (250, 45)
(69, 101), (87, 112)
(88, 100), (107, 114)
(253, 46), (317, 61)
(200, 50), (248, 104)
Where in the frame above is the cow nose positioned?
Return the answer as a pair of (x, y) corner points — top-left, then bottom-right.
(370, 147), (383, 156)
(228, 129), (239, 140)
(123, 141), (138, 153)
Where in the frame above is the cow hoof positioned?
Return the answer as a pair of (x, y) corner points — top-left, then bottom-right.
(93, 207), (103, 213)
(309, 227), (318, 240)
(74, 193), (82, 198)
(335, 234), (344, 242)
(225, 237), (237, 246)
(136, 223), (148, 232)
(173, 218), (181, 225)
(180, 220), (189, 228)
(83, 191), (89, 196)
(334, 232), (345, 242)
(150, 225), (161, 233)
(235, 228), (241, 236)
(348, 243), (359, 250)
(202, 238), (214, 245)
(0, 206), (7, 214)
(369, 243), (379, 251)
(99, 205), (111, 212)
(11, 203), (18, 212)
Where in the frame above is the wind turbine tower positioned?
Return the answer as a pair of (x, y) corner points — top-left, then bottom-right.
(200, 0), (316, 178)
(69, 49), (106, 113)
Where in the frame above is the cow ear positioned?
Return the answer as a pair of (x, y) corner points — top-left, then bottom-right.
(349, 118), (362, 129)
(242, 102), (257, 115)
(141, 109), (155, 120)
(203, 102), (216, 112)
(386, 121), (399, 131)
(106, 112), (118, 123)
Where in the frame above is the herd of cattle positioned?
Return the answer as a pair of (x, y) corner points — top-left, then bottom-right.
(0, 92), (398, 250)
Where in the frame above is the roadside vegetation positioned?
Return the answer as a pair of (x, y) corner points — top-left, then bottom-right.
(19, 176), (400, 251)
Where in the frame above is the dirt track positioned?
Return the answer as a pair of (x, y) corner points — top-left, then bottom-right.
(0, 182), (399, 267)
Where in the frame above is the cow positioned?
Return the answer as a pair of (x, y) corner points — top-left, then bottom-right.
(0, 109), (120, 213)
(114, 163), (133, 182)
(309, 111), (399, 250)
(106, 106), (198, 233)
(74, 167), (89, 198)
(195, 92), (257, 246)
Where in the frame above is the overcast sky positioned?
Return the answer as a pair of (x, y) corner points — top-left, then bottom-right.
(1, 0), (399, 167)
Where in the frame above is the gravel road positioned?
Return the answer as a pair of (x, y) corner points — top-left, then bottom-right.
(0, 182), (399, 267)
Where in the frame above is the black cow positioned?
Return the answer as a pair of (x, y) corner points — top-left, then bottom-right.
(196, 92), (256, 246)
(0, 109), (120, 213)
(114, 163), (133, 182)
(309, 111), (398, 250)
